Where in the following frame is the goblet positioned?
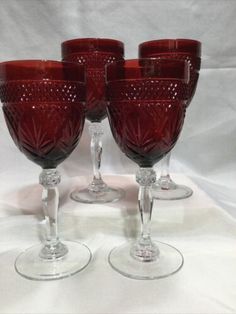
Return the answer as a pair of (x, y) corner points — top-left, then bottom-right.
(139, 39), (201, 200)
(62, 38), (125, 204)
(106, 59), (189, 279)
(0, 60), (92, 280)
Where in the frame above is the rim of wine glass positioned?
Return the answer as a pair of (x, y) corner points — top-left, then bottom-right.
(106, 58), (190, 83)
(0, 59), (85, 82)
(61, 38), (124, 56)
(139, 51), (201, 60)
(139, 52), (201, 71)
(139, 39), (201, 58)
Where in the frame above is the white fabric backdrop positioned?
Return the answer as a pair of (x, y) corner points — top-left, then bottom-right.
(0, 1), (236, 313)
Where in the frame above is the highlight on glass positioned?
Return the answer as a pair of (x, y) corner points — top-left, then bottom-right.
(62, 38), (125, 204)
(0, 60), (92, 280)
(139, 39), (201, 200)
(106, 59), (190, 279)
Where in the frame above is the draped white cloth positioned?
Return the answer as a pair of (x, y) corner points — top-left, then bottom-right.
(0, 0), (236, 313)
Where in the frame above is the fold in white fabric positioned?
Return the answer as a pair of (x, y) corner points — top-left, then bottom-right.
(0, 175), (236, 313)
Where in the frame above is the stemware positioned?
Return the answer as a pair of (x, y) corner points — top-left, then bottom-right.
(139, 39), (201, 200)
(106, 59), (189, 279)
(62, 38), (125, 204)
(0, 60), (92, 280)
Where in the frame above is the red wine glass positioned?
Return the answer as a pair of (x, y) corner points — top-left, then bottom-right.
(62, 38), (125, 204)
(0, 60), (92, 280)
(139, 39), (201, 200)
(106, 59), (189, 279)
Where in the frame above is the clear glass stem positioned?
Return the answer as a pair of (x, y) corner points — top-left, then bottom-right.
(130, 167), (159, 262)
(39, 169), (68, 260)
(157, 152), (176, 190)
(88, 122), (107, 193)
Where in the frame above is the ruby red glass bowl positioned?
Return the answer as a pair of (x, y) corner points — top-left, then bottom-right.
(62, 38), (124, 122)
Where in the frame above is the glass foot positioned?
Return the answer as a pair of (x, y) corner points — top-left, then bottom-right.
(108, 241), (183, 280)
(71, 186), (125, 204)
(15, 241), (92, 281)
(152, 183), (193, 200)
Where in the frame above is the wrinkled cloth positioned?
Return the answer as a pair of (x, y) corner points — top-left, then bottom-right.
(0, 175), (236, 313)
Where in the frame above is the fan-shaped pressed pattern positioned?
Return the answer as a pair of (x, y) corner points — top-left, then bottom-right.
(3, 102), (84, 168)
(107, 100), (185, 167)
(0, 81), (85, 169)
(64, 52), (123, 122)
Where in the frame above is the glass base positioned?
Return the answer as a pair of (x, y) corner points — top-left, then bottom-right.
(108, 241), (184, 280)
(152, 183), (193, 200)
(70, 186), (124, 204)
(15, 241), (92, 281)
